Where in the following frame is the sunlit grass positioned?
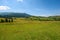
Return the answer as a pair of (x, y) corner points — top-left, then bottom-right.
(0, 18), (60, 40)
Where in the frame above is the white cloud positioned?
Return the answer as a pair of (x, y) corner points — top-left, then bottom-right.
(0, 6), (11, 10)
(17, 0), (23, 2)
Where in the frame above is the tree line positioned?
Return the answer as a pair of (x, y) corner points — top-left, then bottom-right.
(26, 16), (60, 21)
(0, 18), (13, 23)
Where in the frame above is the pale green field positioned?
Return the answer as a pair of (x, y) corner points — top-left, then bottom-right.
(0, 18), (60, 40)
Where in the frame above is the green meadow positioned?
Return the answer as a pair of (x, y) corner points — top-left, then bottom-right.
(0, 18), (60, 40)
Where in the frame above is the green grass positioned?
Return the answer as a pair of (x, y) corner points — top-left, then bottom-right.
(0, 19), (60, 40)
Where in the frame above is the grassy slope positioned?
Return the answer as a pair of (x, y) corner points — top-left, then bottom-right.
(0, 18), (60, 40)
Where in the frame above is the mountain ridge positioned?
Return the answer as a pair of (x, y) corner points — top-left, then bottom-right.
(0, 12), (31, 18)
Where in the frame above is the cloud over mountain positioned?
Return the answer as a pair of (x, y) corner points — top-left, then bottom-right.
(0, 6), (11, 10)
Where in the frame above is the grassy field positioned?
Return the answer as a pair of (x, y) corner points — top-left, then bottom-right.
(0, 18), (60, 40)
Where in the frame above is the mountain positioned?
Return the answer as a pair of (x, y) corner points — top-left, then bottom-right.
(0, 12), (31, 18)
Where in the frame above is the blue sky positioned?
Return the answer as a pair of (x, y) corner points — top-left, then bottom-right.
(0, 0), (60, 16)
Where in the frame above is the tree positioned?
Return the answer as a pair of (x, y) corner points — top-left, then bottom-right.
(1, 19), (4, 23)
(11, 18), (13, 22)
(5, 18), (8, 22)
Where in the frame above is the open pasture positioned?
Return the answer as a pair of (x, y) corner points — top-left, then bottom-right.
(0, 18), (60, 40)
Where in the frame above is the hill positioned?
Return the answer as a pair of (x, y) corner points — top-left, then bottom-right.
(0, 12), (31, 18)
(0, 12), (60, 21)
